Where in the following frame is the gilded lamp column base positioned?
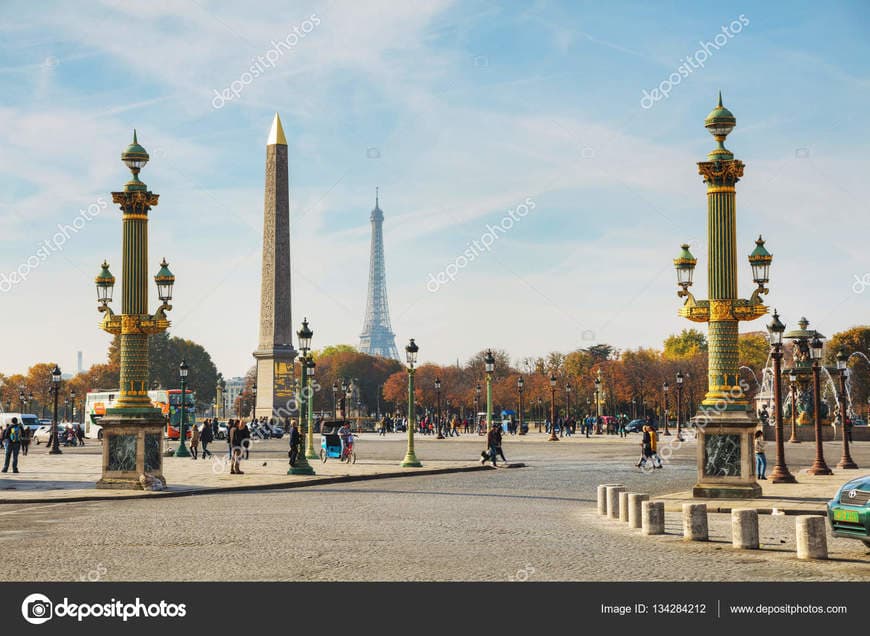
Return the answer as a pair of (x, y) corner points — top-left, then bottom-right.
(692, 409), (761, 499)
(96, 410), (166, 490)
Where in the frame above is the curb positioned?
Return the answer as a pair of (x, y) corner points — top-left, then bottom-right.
(0, 463), (525, 506)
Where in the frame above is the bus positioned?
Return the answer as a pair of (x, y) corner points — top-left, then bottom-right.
(85, 389), (195, 439)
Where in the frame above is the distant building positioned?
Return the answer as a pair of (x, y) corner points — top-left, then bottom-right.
(76, 351), (83, 374)
(225, 377), (246, 417)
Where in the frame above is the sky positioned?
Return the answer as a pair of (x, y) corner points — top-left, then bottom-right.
(0, 0), (868, 379)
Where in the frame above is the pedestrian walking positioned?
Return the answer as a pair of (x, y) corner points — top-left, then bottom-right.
(754, 429), (767, 479)
(200, 420), (213, 459)
(481, 423), (500, 467)
(287, 420), (300, 466)
(649, 425), (662, 468)
(189, 422), (200, 460)
(229, 420), (249, 474)
(1, 418), (23, 473)
(636, 425), (654, 469)
(226, 420), (236, 460)
(21, 422), (31, 455)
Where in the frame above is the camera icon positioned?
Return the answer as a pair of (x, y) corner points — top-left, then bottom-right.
(21, 593), (53, 624)
(365, 147), (381, 159)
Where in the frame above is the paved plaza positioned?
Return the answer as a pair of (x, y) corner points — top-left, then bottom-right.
(0, 432), (867, 581)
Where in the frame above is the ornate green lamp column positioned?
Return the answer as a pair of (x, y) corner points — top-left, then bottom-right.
(96, 131), (174, 489)
(484, 349), (495, 431)
(289, 318), (315, 474)
(401, 339), (422, 467)
(296, 318), (318, 461)
(675, 94), (770, 498)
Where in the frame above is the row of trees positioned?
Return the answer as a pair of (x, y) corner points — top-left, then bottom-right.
(4, 326), (867, 424)
(0, 333), (219, 417)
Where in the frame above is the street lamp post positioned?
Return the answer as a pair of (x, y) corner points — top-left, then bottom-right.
(332, 382), (339, 419)
(251, 383), (257, 418)
(484, 350), (495, 432)
(95, 131), (174, 489)
(401, 339), (422, 467)
(675, 372), (684, 441)
(296, 318), (318, 463)
(565, 383), (572, 432)
(71, 389), (77, 425)
(835, 349), (858, 470)
(767, 311), (796, 483)
(50, 365), (62, 455)
(475, 384), (482, 431)
(807, 333), (832, 476)
(674, 94), (770, 498)
(435, 378), (443, 439)
(18, 389), (25, 414)
(788, 370), (800, 443)
(662, 381), (671, 436)
(517, 376), (525, 435)
(548, 374), (558, 441)
(174, 361), (190, 458)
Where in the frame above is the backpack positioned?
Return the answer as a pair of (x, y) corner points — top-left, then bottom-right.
(8, 425), (21, 443)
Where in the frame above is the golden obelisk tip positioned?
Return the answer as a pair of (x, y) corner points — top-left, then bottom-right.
(267, 112), (287, 146)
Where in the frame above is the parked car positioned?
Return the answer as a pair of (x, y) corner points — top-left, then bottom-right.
(827, 475), (870, 548)
(32, 425), (53, 444)
(216, 421), (228, 440)
(625, 419), (647, 433)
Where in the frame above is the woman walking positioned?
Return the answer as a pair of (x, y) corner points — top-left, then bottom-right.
(189, 422), (200, 460)
(754, 429), (767, 479)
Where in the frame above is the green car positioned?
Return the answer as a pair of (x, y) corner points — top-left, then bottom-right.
(827, 475), (870, 547)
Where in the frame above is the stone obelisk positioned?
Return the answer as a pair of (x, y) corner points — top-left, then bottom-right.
(253, 113), (296, 418)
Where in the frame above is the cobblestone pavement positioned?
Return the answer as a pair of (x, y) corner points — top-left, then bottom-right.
(0, 434), (866, 581)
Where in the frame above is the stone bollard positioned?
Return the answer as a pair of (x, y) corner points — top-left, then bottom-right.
(597, 484), (619, 516)
(619, 492), (631, 523)
(731, 509), (759, 549)
(628, 493), (649, 529)
(682, 503), (708, 541)
(642, 501), (665, 535)
(607, 485), (626, 520)
(796, 516), (828, 560)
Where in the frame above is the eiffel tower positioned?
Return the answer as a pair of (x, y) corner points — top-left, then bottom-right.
(358, 188), (399, 360)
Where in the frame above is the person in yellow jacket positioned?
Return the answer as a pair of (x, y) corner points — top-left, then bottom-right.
(649, 424), (662, 469)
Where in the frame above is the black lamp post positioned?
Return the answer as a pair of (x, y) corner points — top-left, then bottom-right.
(675, 371), (684, 441)
(767, 311), (795, 483)
(565, 383), (572, 433)
(548, 374), (558, 442)
(174, 360), (190, 458)
(835, 349), (858, 470)
(50, 365), (62, 455)
(401, 338), (422, 467)
(807, 333), (832, 475)
(332, 381), (339, 419)
(662, 381), (671, 436)
(517, 376), (525, 435)
(251, 383), (257, 418)
(435, 377), (443, 439)
(70, 389), (77, 425)
(787, 370), (800, 443)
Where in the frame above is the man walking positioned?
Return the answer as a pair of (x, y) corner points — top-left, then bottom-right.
(200, 420), (214, 459)
(2, 417), (24, 473)
(287, 420), (300, 466)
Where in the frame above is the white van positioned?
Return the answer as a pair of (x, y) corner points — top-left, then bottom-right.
(0, 413), (41, 435)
